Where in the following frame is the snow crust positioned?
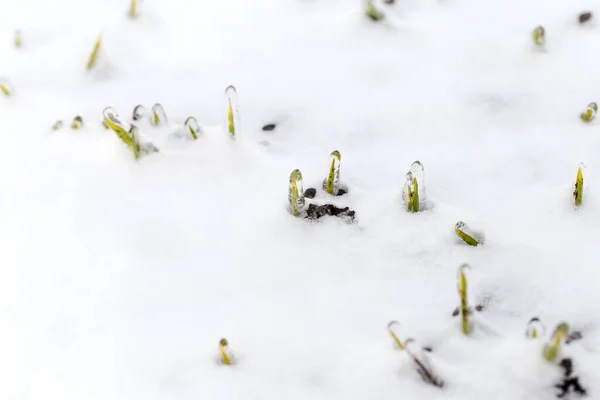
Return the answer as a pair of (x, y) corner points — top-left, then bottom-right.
(2, 0), (600, 398)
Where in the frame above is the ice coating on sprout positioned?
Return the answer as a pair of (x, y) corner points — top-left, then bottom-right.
(103, 107), (132, 132)
(132, 105), (146, 121)
(288, 169), (306, 217)
(533, 26), (545, 46)
(387, 320), (405, 350)
(402, 161), (425, 211)
(457, 263), (473, 335)
(151, 103), (167, 126)
(544, 322), (570, 362)
(185, 117), (200, 139)
(324, 150), (341, 195)
(71, 115), (83, 129)
(225, 85), (240, 138)
(0, 78), (13, 96)
(455, 221), (485, 245)
(526, 317), (546, 339)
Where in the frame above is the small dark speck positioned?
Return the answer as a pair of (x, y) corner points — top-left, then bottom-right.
(262, 124), (276, 131)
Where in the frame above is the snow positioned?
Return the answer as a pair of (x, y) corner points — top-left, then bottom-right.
(2, 0), (600, 398)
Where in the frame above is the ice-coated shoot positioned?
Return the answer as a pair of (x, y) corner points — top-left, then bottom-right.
(104, 107), (132, 145)
(574, 166), (584, 206)
(526, 317), (546, 339)
(324, 150), (342, 195)
(185, 117), (200, 140)
(52, 120), (64, 131)
(387, 320), (405, 350)
(225, 85), (239, 138)
(86, 34), (102, 71)
(71, 115), (84, 130)
(402, 161), (424, 212)
(544, 322), (570, 363)
(219, 338), (233, 365)
(457, 263), (472, 335)
(104, 106), (157, 160)
(132, 105), (146, 121)
(14, 30), (22, 48)
(580, 102), (597, 123)
(533, 26), (545, 47)
(0, 79), (13, 97)
(151, 103), (167, 126)
(455, 221), (482, 246)
(288, 169), (306, 217)
(366, 0), (384, 21)
(129, 0), (138, 19)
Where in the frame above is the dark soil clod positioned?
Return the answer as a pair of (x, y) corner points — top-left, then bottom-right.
(579, 12), (592, 24)
(305, 203), (355, 222)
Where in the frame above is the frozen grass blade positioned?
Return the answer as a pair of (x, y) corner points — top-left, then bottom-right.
(411, 178), (419, 212)
(526, 317), (546, 339)
(324, 150), (341, 195)
(71, 116), (83, 130)
(103, 107), (133, 147)
(455, 221), (482, 246)
(580, 102), (597, 123)
(129, 0), (138, 19)
(86, 34), (102, 71)
(225, 85), (239, 138)
(387, 320), (405, 350)
(132, 105), (146, 121)
(403, 161), (424, 212)
(14, 30), (22, 48)
(288, 169), (306, 217)
(533, 26), (545, 47)
(151, 103), (167, 126)
(366, 0), (384, 21)
(219, 338), (233, 365)
(574, 166), (584, 206)
(185, 117), (200, 139)
(0, 79), (13, 97)
(457, 263), (472, 335)
(543, 322), (569, 363)
(52, 120), (64, 131)
(103, 106), (158, 160)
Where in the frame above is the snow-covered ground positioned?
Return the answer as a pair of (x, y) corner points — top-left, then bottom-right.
(2, 0), (600, 398)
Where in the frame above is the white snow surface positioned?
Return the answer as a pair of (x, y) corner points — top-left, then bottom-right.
(2, 0), (600, 398)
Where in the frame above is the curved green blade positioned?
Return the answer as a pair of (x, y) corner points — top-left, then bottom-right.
(455, 221), (479, 246)
(185, 117), (200, 140)
(129, 0), (138, 18)
(543, 322), (569, 362)
(325, 150), (341, 195)
(574, 167), (583, 206)
(225, 85), (238, 138)
(86, 35), (102, 71)
(580, 102), (597, 123)
(526, 317), (546, 339)
(0, 79), (13, 97)
(532, 26), (545, 47)
(151, 103), (167, 126)
(288, 169), (306, 217)
(457, 263), (471, 335)
(366, 0), (384, 21)
(71, 115), (84, 130)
